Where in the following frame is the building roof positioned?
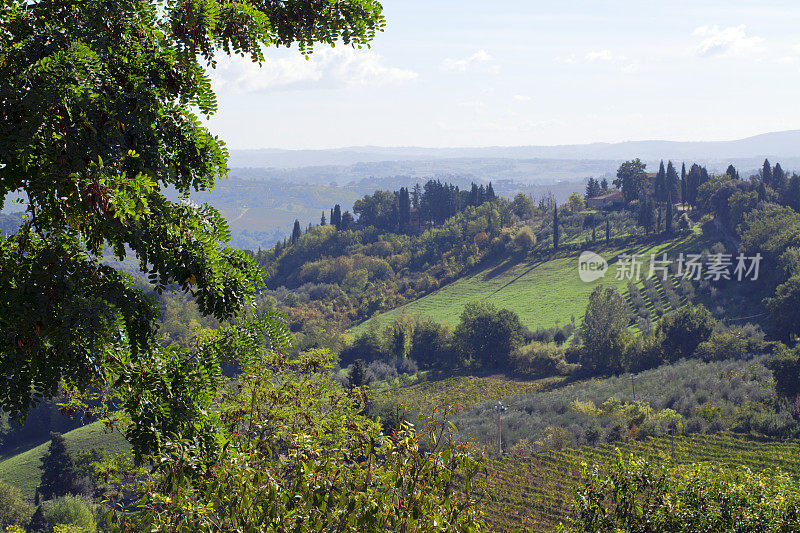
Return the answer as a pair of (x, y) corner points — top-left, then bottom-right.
(591, 190), (623, 200)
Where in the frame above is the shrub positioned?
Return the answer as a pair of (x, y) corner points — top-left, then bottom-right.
(513, 227), (536, 251)
(38, 497), (96, 533)
(659, 304), (715, 362)
(0, 482), (32, 529)
(512, 342), (574, 376)
(454, 301), (524, 369)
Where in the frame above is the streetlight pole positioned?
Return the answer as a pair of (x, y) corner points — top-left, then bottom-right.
(496, 401), (507, 455)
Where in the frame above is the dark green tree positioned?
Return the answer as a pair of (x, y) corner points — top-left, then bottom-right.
(332, 204), (343, 229)
(774, 163), (787, 191)
(398, 187), (411, 232)
(453, 301), (523, 368)
(659, 304), (715, 362)
(347, 359), (368, 389)
(0, 0), (384, 453)
(767, 344), (800, 398)
(600, 178), (609, 192)
(726, 164), (740, 180)
(654, 160), (667, 202)
(681, 162), (687, 207)
(637, 196), (656, 234)
(320, 212), (326, 226)
(585, 178), (601, 200)
(579, 286), (630, 373)
(605, 218), (610, 243)
(666, 161), (680, 204)
(665, 194), (673, 234)
(291, 220), (302, 244)
(613, 159), (649, 203)
(37, 433), (77, 502)
(762, 158), (773, 187)
(765, 274), (800, 342)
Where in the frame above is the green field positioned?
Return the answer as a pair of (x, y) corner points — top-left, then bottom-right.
(0, 422), (130, 499)
(353, 232), (705, 335)
(484, 433), (800, 532)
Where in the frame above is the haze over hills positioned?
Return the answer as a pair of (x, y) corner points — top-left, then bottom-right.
(230, 130), (800, 171)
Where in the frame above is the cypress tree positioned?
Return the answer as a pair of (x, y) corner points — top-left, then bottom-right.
(774, 163), (787, 191)
(320, 212), (326, 226)
(553, 205), (559, 251)
(680, 162), (687, 208)
(291, 219), (301, 244)
(37, 432), (76, 502)
(655, 160), (666, 203)
(487, 182), (496, 201)
(605, 218), (610, 243)
(332, 204), (342, 229)
(762, 159), (772, 187)
(600, 178), (609, 192)
(666, 161), (680, 205)
(726, 164), (739, 180)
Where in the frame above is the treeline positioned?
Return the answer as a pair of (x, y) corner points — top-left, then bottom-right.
(274, 179), (499, 251)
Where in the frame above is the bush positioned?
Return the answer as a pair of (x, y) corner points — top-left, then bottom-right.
(37, 497), (96, 533)
(659, 304), (715, 362)
(0, 481), (32, 529)
(694, 326), (765, 361)
(512, 342), (574, 376)
(513, 227), (536, 251)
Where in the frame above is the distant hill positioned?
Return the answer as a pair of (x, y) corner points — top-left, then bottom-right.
(230, 130), (800, 170)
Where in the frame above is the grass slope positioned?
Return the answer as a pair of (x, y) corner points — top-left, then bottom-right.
(0, 422), (129, 499)
(484, 433), (800, 532)
(354, 231), (704, 334)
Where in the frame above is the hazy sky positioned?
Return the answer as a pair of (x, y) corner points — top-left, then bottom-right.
(205, 0), (800, 149)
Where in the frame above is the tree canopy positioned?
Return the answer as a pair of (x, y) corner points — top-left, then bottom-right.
(0, 0), (385, 453)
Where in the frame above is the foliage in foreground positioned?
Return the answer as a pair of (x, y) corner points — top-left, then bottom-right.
(127, 348), (489, 532)
(564, 454), (800, 532)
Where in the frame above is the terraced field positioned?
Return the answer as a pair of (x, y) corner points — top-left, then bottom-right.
(483, 433), (800, 532)
(352, 232), (705, 335)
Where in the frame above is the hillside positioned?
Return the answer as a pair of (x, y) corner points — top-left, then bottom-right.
(352, 230), (706, 335)
(0, 422), (129, 499)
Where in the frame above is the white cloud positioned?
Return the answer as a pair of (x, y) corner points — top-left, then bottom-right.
(457, 100), (486, 112)
(693, 25), (765, 58)
(554, 55), (577, 64)
(513, 94), (531, 102)
(441, 50), (497, 73)
(210, 48), (418, 93)
(585, 49), (614, 62)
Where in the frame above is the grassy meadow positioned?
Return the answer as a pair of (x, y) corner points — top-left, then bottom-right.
(353, 230), (706, 335)
(0, 422), (129, 499)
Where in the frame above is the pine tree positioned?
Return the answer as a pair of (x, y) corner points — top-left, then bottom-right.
(411, 183), (421, 209)
(585, 178), (601, 200)
(600, 178), (609, 192)
(291, 220), (301, 244)
(37, 432), (76, 501)
(654, 160), (667, 203)
(347, 359), (367, 389)
(726, 164), (739, 180)
(666, 161), (680, 205)
(553, 205), (559, 251)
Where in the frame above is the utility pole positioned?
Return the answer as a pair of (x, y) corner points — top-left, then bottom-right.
(496, 401), (507, 455)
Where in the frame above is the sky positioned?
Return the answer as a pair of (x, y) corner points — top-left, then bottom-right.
(205, 0), (800, 149)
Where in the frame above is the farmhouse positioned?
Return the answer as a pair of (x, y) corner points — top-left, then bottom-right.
(586, 190), (624, 209)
